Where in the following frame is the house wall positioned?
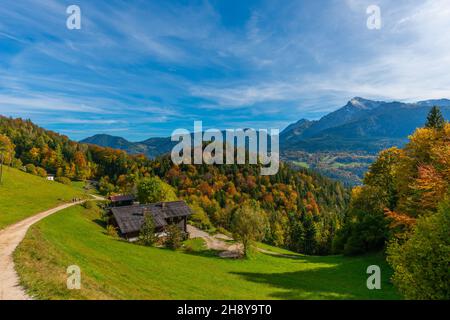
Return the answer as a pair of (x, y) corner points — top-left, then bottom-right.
(170, 216), (187, 233)
(110, 200), (134, 207)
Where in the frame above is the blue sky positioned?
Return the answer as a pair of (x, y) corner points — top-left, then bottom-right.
(1, 0), (450, 141)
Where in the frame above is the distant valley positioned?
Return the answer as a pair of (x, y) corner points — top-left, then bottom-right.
(81, 97), (450, 185)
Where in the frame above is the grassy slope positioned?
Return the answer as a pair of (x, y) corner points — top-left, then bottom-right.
(14, 205), (400, 300)
(0, 166), (84, 230)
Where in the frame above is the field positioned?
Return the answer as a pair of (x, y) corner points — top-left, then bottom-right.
(284, 151), (376, 185)
(0, 167), (84, 230)
(14, 205), (400, 300)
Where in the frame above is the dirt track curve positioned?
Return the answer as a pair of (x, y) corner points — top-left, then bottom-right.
(0, 201), (83, 300)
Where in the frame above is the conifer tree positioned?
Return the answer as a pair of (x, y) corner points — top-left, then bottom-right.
(425, 106), (445, 130)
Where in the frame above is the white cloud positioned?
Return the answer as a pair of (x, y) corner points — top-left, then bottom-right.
(189, 0), (450, 112)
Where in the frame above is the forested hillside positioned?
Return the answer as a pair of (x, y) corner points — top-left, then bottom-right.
(150, 156), (349, 254)
(0, 115), (349, 255)
(80, 98), (450, 185)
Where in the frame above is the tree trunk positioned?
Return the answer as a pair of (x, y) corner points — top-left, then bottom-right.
(242, 238), (249, 258)
(0, 153), (4, 184)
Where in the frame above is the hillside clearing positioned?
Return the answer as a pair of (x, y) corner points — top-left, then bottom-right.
(0, 167), (84, 230)
(14, 205), (400, 300)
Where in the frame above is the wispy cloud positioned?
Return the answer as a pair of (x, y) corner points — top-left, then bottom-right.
(0, 93), (103, 113)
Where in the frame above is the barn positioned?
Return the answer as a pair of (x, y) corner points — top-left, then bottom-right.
(108, 194), (136, 207)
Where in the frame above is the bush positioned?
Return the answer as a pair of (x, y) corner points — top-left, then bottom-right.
(188, 203), (213, 231)
(184, 238), (206, 252)
(35, 167), (47, 177)
(25, 164), (36, 175)
(55, 176), (71, 185)
(165, 224), (183, 250)
(11, 158), (23, 169)
(106, 224), (118, 238)
(387, 199), (450, 300)
(82, 201), (97, 210)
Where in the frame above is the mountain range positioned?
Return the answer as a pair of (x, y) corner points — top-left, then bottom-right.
(280, 97), (450, 152)
(82, 97), (450, 155)
(81, 97), (450, 184)
(81, 134), (177, 159)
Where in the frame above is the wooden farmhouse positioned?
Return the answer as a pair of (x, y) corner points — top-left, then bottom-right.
(110, 200), (192, 241)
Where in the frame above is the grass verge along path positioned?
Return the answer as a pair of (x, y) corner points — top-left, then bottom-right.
(0, 201), (83, 300)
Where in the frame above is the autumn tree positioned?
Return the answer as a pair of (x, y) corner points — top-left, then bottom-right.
(137, 177), (178, 204)
(0, 134), (15, 184)
(231, 201), (268, 257)
(387, 198), (450, 300)
(363, 147), (401, 210)
(333, 186), (389, 255)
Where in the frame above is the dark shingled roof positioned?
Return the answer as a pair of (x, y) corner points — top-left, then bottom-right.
(109, 194), (136, 202)
(111, 201), (192, 235)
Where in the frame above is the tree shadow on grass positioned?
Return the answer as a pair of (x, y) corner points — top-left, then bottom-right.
(230, 256), (395, 300)
(92, 218), (107, 229)
(230, 265), (358, 300)
(182, 248), (224, 259)
(257, 251), (305, 260)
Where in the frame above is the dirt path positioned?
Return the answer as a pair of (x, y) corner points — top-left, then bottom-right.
(187, 225), (296, 259)
(0, 201), (83, 300)
(90, 194), (105, 201)
(187, 225), (242, 258)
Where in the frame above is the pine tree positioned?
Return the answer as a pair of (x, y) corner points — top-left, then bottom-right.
(425, 106), (445, 130)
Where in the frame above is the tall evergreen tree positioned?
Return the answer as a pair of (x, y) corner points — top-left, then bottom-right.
(425, 106), (445, 130)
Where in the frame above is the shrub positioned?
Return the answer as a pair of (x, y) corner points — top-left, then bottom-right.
(106, 225), (118, 238)
(165, 224), (183, 250)
(184, 238), (206, 253)
(387, 199), (450, 300)
(82, 201), (97, 209)
(188, 203), (213, 231)
(25, 164), (36, 175)
(11, 158), (23, 169)
(35, 167), (47, 177)
(55, 176), (71, 185)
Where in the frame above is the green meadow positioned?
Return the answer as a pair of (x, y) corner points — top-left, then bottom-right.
(14, 205), (400, 300)
(0, 167), (84, 230)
